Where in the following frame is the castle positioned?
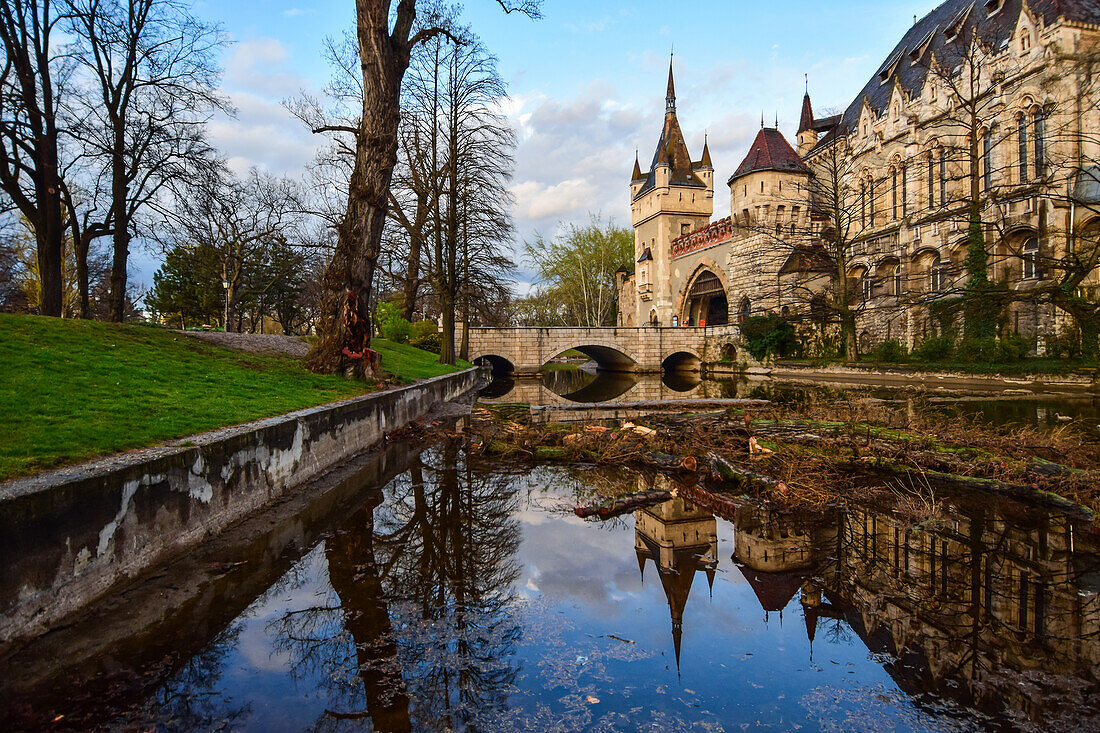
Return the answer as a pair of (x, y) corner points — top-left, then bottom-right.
(617, 0), (1100, 354)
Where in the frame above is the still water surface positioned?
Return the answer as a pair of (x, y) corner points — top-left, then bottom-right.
(12, 442), (1095, 731)
(489, 367), (1100, 434)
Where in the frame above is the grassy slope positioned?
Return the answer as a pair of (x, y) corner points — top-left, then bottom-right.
(373, 338), (471, 380)
(0, 315), (466, 481)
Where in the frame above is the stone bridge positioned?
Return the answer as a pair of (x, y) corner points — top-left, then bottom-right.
(467, 326), (747, 374)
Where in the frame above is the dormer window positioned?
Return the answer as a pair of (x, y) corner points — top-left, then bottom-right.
(1021, 32), (1031, 52)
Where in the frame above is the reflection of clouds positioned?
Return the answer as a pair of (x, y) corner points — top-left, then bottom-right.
(237, 615), (293, 672)
(517, 500), (644, 617)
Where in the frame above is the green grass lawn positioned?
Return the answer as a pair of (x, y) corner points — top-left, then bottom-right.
(0, 314), (467, 481)
(373, 338), (471, 380)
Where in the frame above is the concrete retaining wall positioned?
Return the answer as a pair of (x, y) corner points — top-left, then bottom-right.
(0, 368), (479, 645)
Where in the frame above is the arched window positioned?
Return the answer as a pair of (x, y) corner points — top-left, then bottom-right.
(939, 148), (948, 203)
(738, 297), (751, 323)
(1023, 237), (1040, 279)
(1018, 114), (1029, 182)
(893, 264), (903, 296)
(927, 153), (936, 208)
(862, 273), (873, 301)
(1034, 110), (1045, 178)
(869, 177), (876, 224)
(929, 254), (945, 292)
(860, 180), (867, 227)
(891, 167), (899, 220)
(982, 127), (994, 190)
(649, 309), (659, 326)
(901, 164), (908, 216)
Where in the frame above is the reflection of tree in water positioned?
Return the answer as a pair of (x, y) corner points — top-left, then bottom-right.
(376, 443), (523, 730)
(267, 443), (523, 732)
(138, 619), (252, 731)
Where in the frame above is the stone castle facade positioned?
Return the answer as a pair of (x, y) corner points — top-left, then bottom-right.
(618, 0), (1100, 354)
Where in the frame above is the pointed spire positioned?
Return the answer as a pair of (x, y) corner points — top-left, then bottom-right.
(799, 82), (815, 134)
(700, 133), (712, 168)
(666, 54), (676, 114)
(632, 150), (643, 180)
(775, 112), (779, 129)
(637, 549), (647, 579)
(761, 112), (765, 129)
(672, 619), (683, 671)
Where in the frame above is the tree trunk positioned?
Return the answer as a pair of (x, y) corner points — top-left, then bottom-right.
(35, 171), (65, 317)
(401, 230), (422, 321)
(307, 0), (409, 376)
(439, 289), (456, 365)
(224, 282), (237, 333)
(108, 139), (130, 322)
(76, 232), (90, 319)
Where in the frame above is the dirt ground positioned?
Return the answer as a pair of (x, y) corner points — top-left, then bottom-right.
(181, 331), (310, 358)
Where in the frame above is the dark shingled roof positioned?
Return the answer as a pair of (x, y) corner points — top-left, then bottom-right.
(728, 127), (811, 184)
(811, 0), (1100, 154)
(798, 93), (815, 134)
(635, 62), (707, 199)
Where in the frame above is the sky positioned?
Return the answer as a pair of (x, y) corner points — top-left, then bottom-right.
(133, 0), (944, 292)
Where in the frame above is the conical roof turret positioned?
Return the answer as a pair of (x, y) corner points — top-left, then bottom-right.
(700, 134), (712, 169)
(799, 90), (814, 134)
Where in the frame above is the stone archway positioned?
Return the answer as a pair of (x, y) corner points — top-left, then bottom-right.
(678, 262), (730, 327)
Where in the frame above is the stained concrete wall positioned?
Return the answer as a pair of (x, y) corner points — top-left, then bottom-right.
(0, 368), (479, 645)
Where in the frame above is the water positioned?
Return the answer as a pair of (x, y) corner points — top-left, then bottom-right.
(4, 443), (1097, 731)
(484, 368), (1100, 434)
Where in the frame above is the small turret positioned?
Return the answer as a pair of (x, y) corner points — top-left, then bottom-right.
(797, 83), (819, 157)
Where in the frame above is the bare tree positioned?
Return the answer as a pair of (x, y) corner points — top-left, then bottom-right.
(304, 0), (539, 377)
(159, 167), (303, 332)
(0, 0), (71, 316)
(66, 0), (227, 322)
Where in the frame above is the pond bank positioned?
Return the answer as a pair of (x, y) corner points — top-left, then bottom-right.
(708, 361), (1100, 392)
(471, 393), (1100, 522)
(0, 368), (480, 647)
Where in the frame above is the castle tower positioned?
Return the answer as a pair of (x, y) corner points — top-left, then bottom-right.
(797, 89), (818, 157)
(634, 495), (718, 669)
(630, 59), (714, 327)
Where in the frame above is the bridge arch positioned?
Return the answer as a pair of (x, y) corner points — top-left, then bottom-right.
(472, 353), (516, 375)
(662, 349), (703, 373)
(550, 341), (639, 372)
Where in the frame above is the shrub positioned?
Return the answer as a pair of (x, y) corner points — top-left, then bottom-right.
(1045, 324), (1082, 360)
(740, 315), (800, 361)
(866, 339), (908, 363)
(955, 333), (1029, 363)
(376, 301), (413, 343)
(411, 332), (442, 354)
(996, 332), (1030, 362)
(912, 333), (955, 361)
(413, 319), (438, 339)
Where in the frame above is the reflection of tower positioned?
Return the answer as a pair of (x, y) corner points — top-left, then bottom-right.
(635, 493), (718, 668)
(732, 504), (833, 625)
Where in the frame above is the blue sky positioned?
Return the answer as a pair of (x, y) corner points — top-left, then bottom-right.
(134, 0), (942, 290)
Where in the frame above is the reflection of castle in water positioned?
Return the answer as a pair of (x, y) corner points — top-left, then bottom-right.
(632, 490), (1100, 722)
(633, 488), (717, 667)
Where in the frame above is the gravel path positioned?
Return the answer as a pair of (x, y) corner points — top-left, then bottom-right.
(181, 331), (311, 358)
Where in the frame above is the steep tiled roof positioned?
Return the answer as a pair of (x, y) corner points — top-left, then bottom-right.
(811, 0), (1100, 154)
(635, 62), (707, 199)
(729, 127), (811, 184)
(798, 93), (815, 134)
